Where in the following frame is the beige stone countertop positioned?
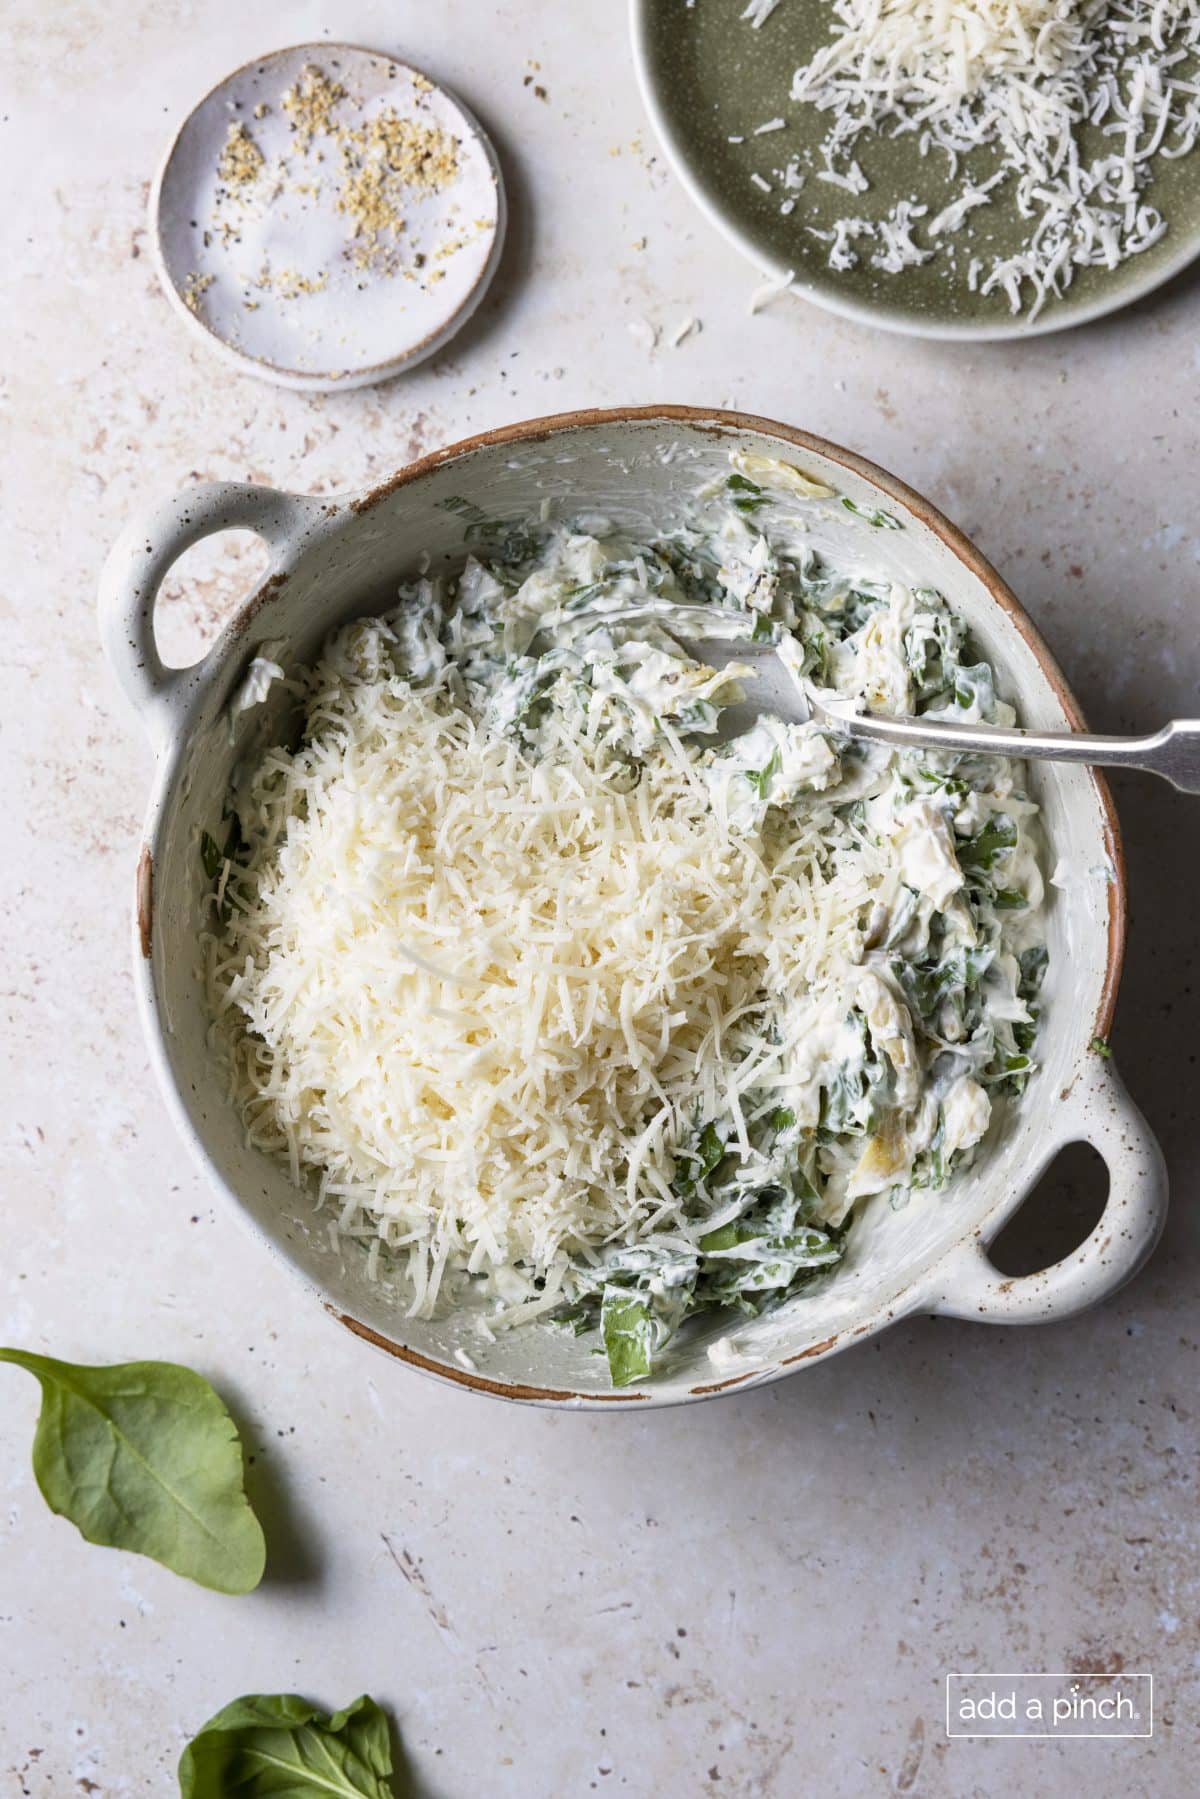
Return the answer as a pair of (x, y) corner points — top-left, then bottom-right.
(2, 2), (1197, 1794)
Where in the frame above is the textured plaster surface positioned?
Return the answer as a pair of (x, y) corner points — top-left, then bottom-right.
(1, 3), (1198, 1795)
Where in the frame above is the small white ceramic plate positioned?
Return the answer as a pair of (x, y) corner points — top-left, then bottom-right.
(152, 44), (506, 391)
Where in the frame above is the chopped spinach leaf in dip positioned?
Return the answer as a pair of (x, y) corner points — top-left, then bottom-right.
(206, 456), (1047, 1387)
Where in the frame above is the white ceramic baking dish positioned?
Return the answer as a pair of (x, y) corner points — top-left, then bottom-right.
(98, 407), (1167, 1406)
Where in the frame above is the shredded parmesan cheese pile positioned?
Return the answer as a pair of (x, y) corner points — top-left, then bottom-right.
(776, 0), (1200, 315)
(207, 632), (884, 1321)
(796, 0), (1080, 101)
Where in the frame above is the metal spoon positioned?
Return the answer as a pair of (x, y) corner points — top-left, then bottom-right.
(796, 688), (1200, 794)
(551, 603), (1200, 795)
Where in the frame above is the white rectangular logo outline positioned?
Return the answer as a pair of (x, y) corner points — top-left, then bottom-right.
(945, 1671), (1154, 1739)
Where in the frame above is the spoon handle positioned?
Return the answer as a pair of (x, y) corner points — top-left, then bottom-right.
(839, 713), (1200, 794)
(553, 618), (1200, 792)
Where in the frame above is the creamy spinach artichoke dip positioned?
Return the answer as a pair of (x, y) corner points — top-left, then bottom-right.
(206, 452), (1048, 1386)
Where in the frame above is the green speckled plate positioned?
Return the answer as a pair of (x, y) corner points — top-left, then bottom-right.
(631, 0), (1200, 339)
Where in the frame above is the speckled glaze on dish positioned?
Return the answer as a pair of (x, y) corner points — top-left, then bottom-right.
(631, 0), (1200, 341)
(152, 43), (505, 392)
(98, 407), (1166, 1406)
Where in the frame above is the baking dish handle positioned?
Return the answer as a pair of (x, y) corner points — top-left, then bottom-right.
(97, 481), (327, 750)
(927, 1056), (1166, 1323)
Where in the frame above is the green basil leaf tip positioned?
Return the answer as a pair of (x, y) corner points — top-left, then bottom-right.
(0, 1350), (265, 1594)
(601, 1294), (654, 1388)
(200, 830), (223, 881)
(178, 1692), (399, 1798)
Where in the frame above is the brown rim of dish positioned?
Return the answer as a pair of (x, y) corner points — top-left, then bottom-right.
(151, 42), (503, 384)
(136, 845), (154, 960)
(330, 1309), (656, 1402)
(314, 404), (1127, 1404)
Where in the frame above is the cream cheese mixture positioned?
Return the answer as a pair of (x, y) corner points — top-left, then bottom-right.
(205, 453), (1048, 1385)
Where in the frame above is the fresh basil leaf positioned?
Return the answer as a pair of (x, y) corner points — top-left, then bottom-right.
(437, 493), (488, 525)
(202, 819), (244, 897)
(726, 473), (769, 511)
(550, 1305), (594, 1338)
(698, 1225), (844, 1314)
(746, 746), (782, 800)
(672, 1118), (727, 1201)
(896, 944), (993, 1021)
(601, 1293), (654, 1388)
(699, 1120), (726, 1175)
(178, 1692), (401, 1798)
(0, 1350), (265, 1594)
(697, 1222), (741, 1254)
(957, 813), (1017, 871)
(1018, 944), (1049, 995)
(200, 831), (223, 881)
(701, 1225), (841, 1268)
(841, 496), (902, 530)
(951, 662), (995, 715)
